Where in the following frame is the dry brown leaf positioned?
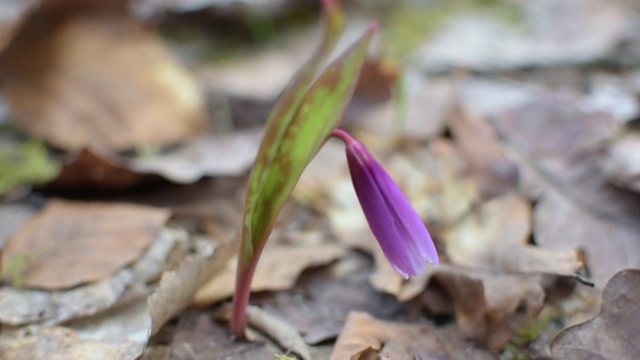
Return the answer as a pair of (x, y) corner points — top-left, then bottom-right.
(1, 200), (170, 289)
(0, 327), (143, 360)
(391, 263), (548, 350)
(534, 187), (640, 288)
(448, 105), (519, 199)
(0, 5), (207, 151)
(0, 228), (187, 327)
(550, 269), (640, 359)
(420, 0), (629, 71)
(52, 128), (262, 189)
(443, 192), (582, 277)
(0, 0), (39, 51)
(251, 256), (406, 345)
(331, 311), (494, 360)
(51, 147), (152, 189)
(128, 127), (263, 184)
(598, 131), (640, 192)
(193, 243), (346, 306)
(244, 306), (311, 360)
(148, 237), (236, 337)
(492, 97), (640, 287)
(0, 203), (36, 250)
(159, 311), (279, 360)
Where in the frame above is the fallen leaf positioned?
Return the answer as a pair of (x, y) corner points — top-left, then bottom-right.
(148, 239), (237, 337)
(1, 200), (170, 289)
(448, 105), (518, 199)
(0, 327), (143, 360)
(251, 254), (407, 345)
(0, 203), (36, 250)
(491, 97), (640, 287)
(331, 311), (494, 360)
(0, 0), (39, 51)
(420, 265), (547, 350)
(550, 269), (640, 359)
(193, 243), (346, 306)
(0, 228), (187, 327)
(442, 192), (582, 277)
(598, 131), (640, 192)
(420, 0), (629, 71)
(51, 147), (152, 189)
(156, 310), (279, 360)
(244, 305), (311, 360)
(0, 139), (59, 196)
(0, 4), (207, 151)
(128, 127), (263, 183)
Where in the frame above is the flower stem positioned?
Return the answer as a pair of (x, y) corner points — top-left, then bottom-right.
(230, 242), (265, 337)
(331, 128), (356, 145)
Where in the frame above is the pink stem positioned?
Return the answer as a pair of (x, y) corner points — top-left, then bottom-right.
(230, 241), (265, 337)
(331, 128), (356, 145)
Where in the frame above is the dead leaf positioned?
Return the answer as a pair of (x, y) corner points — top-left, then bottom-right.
(598, 131), (640, 192)
(0, 228), (187, 327)
(491, 97), (639, 287)
(244, 305), (311, 360)
(128, 127), (263, 184)
(448, 105), (519, 199)
(0, 327), (143, 360)
(250, 255), (407, 345)
(550, 269), (640, 359)
(0, 0), (39, 51)
(148, 238), (236, 337)
(331, 311), (494, 360)
(420, 0), (629, 71)
(51, 128), (262, 189)
(51, 147), (152, 189)
(0, 203), (36, 250)
(193, 243), (346, 306)
(0, 4), (207, 151)
(430, 266), (547, 350)
(156, 310), (279, 360)
(1, 200), (170, 289)
(442, 192), (582, 277)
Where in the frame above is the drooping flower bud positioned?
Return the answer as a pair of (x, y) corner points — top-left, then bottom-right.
(333, 129), (438, 278)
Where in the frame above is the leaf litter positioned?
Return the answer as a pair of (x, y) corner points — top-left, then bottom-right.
(2, 0), (640, 358)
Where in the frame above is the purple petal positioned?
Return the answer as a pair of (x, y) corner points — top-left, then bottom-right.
(345, 140), (438, 278)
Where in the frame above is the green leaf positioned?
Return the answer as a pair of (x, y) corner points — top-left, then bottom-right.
(242, 1), (346, 252)
(239, 11), (376, 265)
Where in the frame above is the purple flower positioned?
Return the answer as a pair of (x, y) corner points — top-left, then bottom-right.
(332, 129), (439, 279)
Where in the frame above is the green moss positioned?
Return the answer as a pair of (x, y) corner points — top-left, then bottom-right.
(0, 139), (60, 195)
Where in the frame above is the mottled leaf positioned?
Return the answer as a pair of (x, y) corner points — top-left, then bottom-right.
(241, 2), (375, 264)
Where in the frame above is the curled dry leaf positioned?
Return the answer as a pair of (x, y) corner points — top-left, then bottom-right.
(331, 311), (494, 360)
(193, 243), (346, 306)
(1, 200), (170, 290)
(551, 269), (640, 359)
(0, 4), (207, 151)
